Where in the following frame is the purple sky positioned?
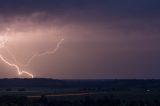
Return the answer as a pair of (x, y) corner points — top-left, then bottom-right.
(0, 0), (160, 79)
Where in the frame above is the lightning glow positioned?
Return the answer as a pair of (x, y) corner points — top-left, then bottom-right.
(0, 28), (64, 78)
(0, 28), (9, 48)
(5, 47), (19, 64)
(0, 29), (34, 78)
(0, 54), (34, 78)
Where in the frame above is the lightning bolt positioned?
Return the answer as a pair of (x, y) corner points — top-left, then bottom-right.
(0, 54), (34, 78)
(0, 29), (34, 78)
(19, 38), (64, 67)
(0, 28), (64, 78)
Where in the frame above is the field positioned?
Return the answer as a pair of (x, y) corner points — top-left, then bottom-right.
(0, 79), (160, 106)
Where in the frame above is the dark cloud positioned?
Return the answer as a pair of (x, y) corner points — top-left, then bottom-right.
(0, 0), (159, 79)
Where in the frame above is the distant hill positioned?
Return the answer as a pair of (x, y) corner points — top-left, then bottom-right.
(0, 79), (160, 89)
(0, 78), (63, 87)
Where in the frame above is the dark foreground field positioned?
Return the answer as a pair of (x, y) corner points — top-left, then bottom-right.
(0, 79), (160, 106)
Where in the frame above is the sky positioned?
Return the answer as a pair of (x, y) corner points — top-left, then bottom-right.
(0, 0), (160, 79)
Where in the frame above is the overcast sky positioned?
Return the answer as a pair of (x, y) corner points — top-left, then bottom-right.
(0, 0), (160, 79)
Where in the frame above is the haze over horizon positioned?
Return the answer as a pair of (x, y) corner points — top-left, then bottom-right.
(0, 0), (159, 79)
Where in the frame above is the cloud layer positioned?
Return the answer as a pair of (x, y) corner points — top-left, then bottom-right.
(0, 0), (159, 78)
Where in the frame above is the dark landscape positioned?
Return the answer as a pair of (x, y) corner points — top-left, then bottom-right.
(0, 78), (160, 106)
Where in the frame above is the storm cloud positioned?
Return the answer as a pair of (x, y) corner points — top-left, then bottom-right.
(0, 0), (159, 79)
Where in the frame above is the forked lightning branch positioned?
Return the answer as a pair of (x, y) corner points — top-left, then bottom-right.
(0, 29), (64, 78)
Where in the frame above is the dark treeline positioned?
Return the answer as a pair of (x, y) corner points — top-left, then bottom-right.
(0, 95), (160, 106)
(0, 79), (160, 89)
